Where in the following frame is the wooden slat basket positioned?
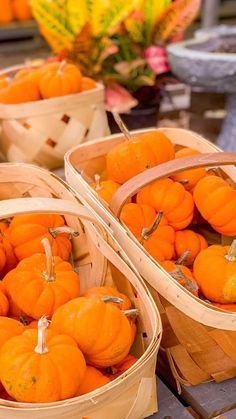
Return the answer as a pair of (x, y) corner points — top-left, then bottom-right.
(0, 65), (110, 170)
(0, 162), (161, 419)
(65, 127), (236, 388)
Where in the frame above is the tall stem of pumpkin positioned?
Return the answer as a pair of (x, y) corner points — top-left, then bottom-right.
(112, 111), (132, 142)
(170, 265), (198, 294)
(41, 238), (56, 282)
(141, 211), (164, 243)
(49, 226), (79, 239)
(225, 239), (236, 262)
(94, 174), (102, 191)
(57, 60), (66, 75)
(34, 316), (49, 354)
(176, 250), (191, 265)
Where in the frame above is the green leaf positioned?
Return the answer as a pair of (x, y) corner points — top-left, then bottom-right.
(143, 0), (171, 44)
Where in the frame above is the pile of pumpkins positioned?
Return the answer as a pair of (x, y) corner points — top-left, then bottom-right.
(0, 0), (32, 23)
(0, 60), (97, 104)
(0, 213), (138, 403)
(91, 131), (236, 312)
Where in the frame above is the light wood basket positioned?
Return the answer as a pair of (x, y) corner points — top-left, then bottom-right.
(65, 127), (236, 387)
(0, 65), (110, 170)
(0, 162), (161, 419)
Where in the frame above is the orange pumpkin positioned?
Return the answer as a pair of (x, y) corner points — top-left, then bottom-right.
(171, 148), (206, 191)
(0, 77), (9, 90)
(75, 366), (110, 396)
(136, 178), (194, 230)
(12, 0), (32, 21)
(3, 238), (80, 319)
(8, 213), (74, 260)
(81, 77), (97, 91)
(120, 203), (175, 261)
(105, 354), (138, 380)
(0, 283), (9, 317)
(0, 316), (24, 348)
(90, 175), (120, 205)
(0, 317), (86, 403)
(83, 286), (132, 311)
(0, 222), (18, 277)
(0, 0), (13, 23)
(161, 260), (198, 295)
(194, 240), (236, 303)
(174, 229), (208, 265)
(39, 61), (82, 99)
(52, 296), (135, 367)
(0, 75), (40, 104)
(194, 176), (236, 236)
(106, 131), (175, 184)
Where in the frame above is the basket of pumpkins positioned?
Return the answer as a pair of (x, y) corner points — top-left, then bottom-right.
(64, 123), (236, 389)
(0, 59), (109, 169)
(0, 0), (32, 24)
(0, 162), (161, 418)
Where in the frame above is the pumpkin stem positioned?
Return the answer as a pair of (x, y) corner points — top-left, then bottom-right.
(141, 211), (164, 241)
(176, 250), (191, 265)
(112, 111), (132, 142)
(122, 309), (139, 317)
(179, 179), (189, 185)
(225, 239), (236, 262)
(49, 226), (79, 239)
(57, 60), (67, 75)
(35, 316), (49, 355)
(170, 265), (198, 294)
(94, 174), (102, 191)
(102, 295), (124, 305)
(41, 238), (56, 282)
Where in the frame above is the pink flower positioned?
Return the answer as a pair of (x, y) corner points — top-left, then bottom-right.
(144, 46), (170, 75)
(105, 83), (138, 113)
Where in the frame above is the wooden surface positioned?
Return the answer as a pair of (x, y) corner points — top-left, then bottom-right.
(150, 379), (193, 418)
(181, 379), (236, 419)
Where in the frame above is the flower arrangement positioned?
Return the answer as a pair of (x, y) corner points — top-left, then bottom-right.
(31, 0), (201, 113)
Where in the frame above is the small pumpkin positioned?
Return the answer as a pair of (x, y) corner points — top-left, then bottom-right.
(171, 148), (206, 190)
(3, 238), (80, 319)
(105, 354), (138, 380)
(161, 260), (198, 296)
(52, 296), (135, 367)
(106, 131), (175, 184)
(0, 316), (86, 403)
(0, 222), (18, 277)
(83, 286), (132, 311)
(0, 283), (9, 317)
(0, 316), (24, 348)
(75, 366), (110, 396)
(0, 75), (40, 104)
(39, 61), (82, 99)
(12, 0), (32, 21)
(8, 213), (75, 260)
(0, 0), (13, 23)
(136, 178), (194, 230)
(193, 240), (236, 303)
(81, 77), (97, 91)
(193, 176), (236, 236)
(213, 303), (236, 312)
(120, 204), (175, 262)
(0, 77), (9, 90)
(90, 175), (120, 205)
(174, 229), (208, 265)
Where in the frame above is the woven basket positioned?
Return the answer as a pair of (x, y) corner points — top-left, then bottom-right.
(0, 65), (110, 170)
(0, 162), (161, 419)
(65, 127), (236, 387)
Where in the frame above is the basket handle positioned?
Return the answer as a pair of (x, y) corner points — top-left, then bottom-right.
(0, 197), (101, 226)
(110, 152), (236, 216)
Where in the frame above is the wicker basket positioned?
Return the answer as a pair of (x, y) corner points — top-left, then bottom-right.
(65, 127), (236, 387)
(0, 65), (110, 170)
(0, 162), (161, 419)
